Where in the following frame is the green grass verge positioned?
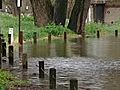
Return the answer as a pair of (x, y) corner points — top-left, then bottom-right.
(0, 70), (30, 90)
(1, 12), (120, 41)
(85, 21), (120, 37)
(0, 12), (72, 41)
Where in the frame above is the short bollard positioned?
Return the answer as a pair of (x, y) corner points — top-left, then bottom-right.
(48, 34), (51, 42)
(64, 32), (67, 42)
(2, 42), (6, 57)
(9, 45), (14, 66)
(33, 32), (37, 44)
(49, 68), (56, 89)
(39, 61), (44, 78)
(19, 31), (23, 45)
(0, 54), (1, 68)
(115, 30), (118, 37)
(70, 79), (78, 90)
(8, 34), (11, 44)
(0, 38), (2, 54)
(22, 53), (28, 69)
(97, 30), (100, 38)
(2, 39), (5, 42)
(0, 34), (3, 38)
(0, 0), (2, 9)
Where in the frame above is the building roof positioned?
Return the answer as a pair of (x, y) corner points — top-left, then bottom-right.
(106, 0), (120, 7)
(91, 0), (120, 7)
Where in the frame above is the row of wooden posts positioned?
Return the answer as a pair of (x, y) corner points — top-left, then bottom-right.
(1, 29), (118, 46)
(19, 31), (67, 45)
(0, 35), (14, 67)
(97, 30), (119, 38)
(0, 48), (78, 90)
(18, 30), (119, 44)
(39, 61), (78, 90)
(0, 33), (77, 90)
(0, 30), (119, 89)
(20, 30), (119, 45)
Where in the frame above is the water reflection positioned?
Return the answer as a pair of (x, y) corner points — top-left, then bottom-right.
(12, 36), (120, 90)
(70, 38), (87, 57)
(24, 38), (88, 58)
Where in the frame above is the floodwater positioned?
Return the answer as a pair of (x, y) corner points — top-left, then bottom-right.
(11, 36), (120, 90)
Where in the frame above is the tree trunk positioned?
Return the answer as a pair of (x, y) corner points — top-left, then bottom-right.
(78, 0), (91, 37)
(67, 0), (84, 32)
(54, 0), (68, 26)
(4, 0), (18, 16)
(67, 0), (75, 19)
(30, 0), (53, 27)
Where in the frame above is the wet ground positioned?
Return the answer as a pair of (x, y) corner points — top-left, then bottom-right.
(2, 36), (120, 90)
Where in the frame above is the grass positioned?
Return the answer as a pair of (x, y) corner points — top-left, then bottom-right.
(1, 12), (120, 41)
(85, 21), (120, 37)
(0, 12), (72, 42)
(0, 70), (30, 90)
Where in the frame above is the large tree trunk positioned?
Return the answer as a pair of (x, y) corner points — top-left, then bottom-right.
(30, 0), (53, 27)
(53, 0), (68, 26)
(78, 0), (91, 36)
(67, 0), (84, 32)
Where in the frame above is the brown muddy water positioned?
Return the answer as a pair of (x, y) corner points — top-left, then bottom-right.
(4, 36), (120, 90)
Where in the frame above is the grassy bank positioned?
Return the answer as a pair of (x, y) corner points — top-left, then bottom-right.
(0, 12), (72, 41)
(0, 12), (120, 41)
(85, 21), (120, 37)
(0, 70), (30, 89)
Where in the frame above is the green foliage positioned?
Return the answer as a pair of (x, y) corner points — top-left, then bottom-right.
(44, 23), (71, 36)
(0, 12), (72, 41)
(85, 21), (120, 36)
(0, 70), (30, 89)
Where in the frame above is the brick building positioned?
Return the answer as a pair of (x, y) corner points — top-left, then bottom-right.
(87, 0), (120, 24)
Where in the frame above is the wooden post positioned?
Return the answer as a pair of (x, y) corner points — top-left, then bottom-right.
(0, 0), (2, 9)
(0, 53), (1, 69)
(9, 45), (14, 66)
(64, 32), (67, 42)
(0, 34), (3, 37)
(48, 34), (51, 42)
(0, 38), (1, 68)
(115, 30), (118, 37)
(33, 32), (37, 44)
(49, 68), (56, 89)
(22, 53), (28, 69)
(8, 34), (11, 44)
(2, 42), (6, 57)
(39, 61), (44, 78)
(19, 31), (23, 45)
(2, 39), (4, 42)
(70, 79), (78, 90)
(97, 30), (100, 38)
(0, 37), (1, 50)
